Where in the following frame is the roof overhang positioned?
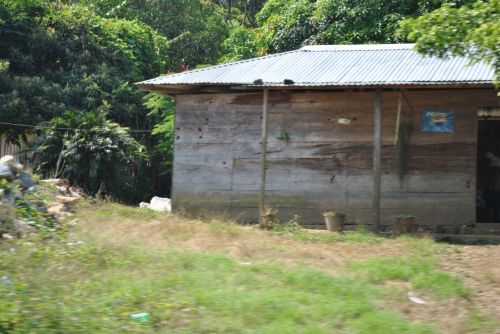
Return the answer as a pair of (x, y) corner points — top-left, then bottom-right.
(137, 82), (496, 98)
(136, 43), (496, 97)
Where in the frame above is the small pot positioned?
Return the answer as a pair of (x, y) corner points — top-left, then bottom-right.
(260, 207), (278, 230)
(259, 214), (272, 230)
(323, 212), (342, 232)
(394, 216), (414, 235)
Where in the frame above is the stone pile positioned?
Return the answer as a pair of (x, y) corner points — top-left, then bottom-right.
(0, 155), (81, 240)
(42, 179), (81, 221)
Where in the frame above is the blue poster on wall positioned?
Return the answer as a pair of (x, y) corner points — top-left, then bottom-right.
(422, 110), (455, 133)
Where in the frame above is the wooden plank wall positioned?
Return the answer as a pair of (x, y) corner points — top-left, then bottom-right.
(0, 135), (21, 159)
(172, 89), (499, 230)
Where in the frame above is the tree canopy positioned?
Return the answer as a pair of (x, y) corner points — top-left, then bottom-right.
(220, 0), (473, 59)
(400, 0), (499, 82)
(0, 1), (167, 140)
(0, 0), (496, 201)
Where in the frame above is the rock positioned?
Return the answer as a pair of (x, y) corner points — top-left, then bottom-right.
(460, 225), (474, 234)
(0, 201), (15, 222)
(54, 211), (74, 220)
(47, 203), (66, 215)
(30, 199), (45, 207)
(2, 191), (14, 203)
(13, 189), (22, 200)
(1, 233), (14, 240)
(55, 195), (79, 205)
(139, 202), (150, 209)
(12, 219), (36, 236)
(149, 196), (171, 212)
(8, 162), (23, 175)
(0, 163), (14, 181)
(63, 204), (76, 213)
(68, 189), (81, 199)
(0, 155), (14, 164)
(17, 172), (35, 189)
(40, 178), (61, 185)
(0, 155), (23, 174)
(56, 186), (70, 195)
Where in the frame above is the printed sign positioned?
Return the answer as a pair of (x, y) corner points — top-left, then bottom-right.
(422, 110), (455, 133)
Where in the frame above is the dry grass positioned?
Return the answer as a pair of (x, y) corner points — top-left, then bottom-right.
(79, 206), (408, 269)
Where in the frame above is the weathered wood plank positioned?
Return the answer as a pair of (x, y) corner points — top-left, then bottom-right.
(232, 158), (474, 192)
(172, 88), (499, 228)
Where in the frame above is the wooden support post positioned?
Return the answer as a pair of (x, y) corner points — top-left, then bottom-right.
(372, 88), (382, 231)
(259, 89), (270, 226)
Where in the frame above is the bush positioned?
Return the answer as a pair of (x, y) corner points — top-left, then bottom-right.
(29, 111), (149, 202)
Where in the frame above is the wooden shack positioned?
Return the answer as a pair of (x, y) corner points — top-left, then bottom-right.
(138, 44), (499, 234)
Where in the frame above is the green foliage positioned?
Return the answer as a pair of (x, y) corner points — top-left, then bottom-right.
(0, 179), (61, 235)
(144, 93), (175, 177)
(0, 179), (14, 198)
(400, 0), (499, 82)
(225, 0), (473, 56)
(212, 0), (267, 27)
(78, 199), (164, 221)
(1, 0), (495, 204)
(79, 0), (230, 69)
(15, 201), (59, 233)
(311, 0), (470, 45)
(0, 2), (167, 139)
(0, 1), (168, 202)
(29, 111), (148, 202)
(220, 26), (258, 62)
(256, 0), (316, 53)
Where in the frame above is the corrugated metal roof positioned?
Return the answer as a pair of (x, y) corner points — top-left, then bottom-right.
(137, 44), (494, 90)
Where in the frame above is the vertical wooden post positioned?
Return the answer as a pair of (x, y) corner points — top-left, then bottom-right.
(259, 89), (270, 224)
(372, 88), (382, 231)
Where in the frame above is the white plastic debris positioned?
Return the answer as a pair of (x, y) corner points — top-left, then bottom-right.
(66, 241), (84, 247)
(407, 291), (426, 304)
(149, 196), (171, 212)
(139, 202), (150, 209)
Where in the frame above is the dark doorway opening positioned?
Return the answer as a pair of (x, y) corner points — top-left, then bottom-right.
(477, 111), (500, 223)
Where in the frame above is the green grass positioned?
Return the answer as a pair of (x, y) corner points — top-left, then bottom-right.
(1, 234), (437, 333)
(347, 256), (471, 298)
(0, 204), (494, 333)
(271, 221), (383, 244)
(78, 200), (165, 221)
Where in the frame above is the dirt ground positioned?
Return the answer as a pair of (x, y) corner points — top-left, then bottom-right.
(440, 245), (500, 328)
